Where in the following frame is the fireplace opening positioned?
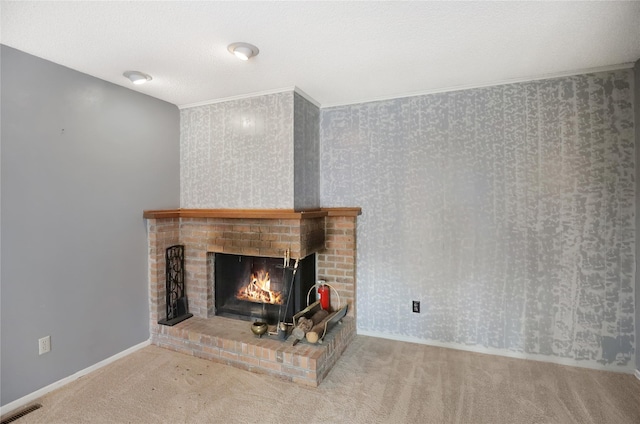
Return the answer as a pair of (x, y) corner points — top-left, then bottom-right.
(214, 253), (316, 324)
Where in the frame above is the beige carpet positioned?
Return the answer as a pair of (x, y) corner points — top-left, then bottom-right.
(8, 336), (640, 424)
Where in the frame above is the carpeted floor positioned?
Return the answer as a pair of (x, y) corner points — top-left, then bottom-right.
(8, 335), (640, 423)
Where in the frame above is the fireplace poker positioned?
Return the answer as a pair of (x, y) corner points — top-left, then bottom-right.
(276, 258), (299, 339)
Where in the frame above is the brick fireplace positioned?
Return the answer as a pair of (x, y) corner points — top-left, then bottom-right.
(144, 207), (360, 386)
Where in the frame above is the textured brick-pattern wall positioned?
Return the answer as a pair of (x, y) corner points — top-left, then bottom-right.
(317, 216), (357, 318)
(180, 92), (294, 208)
(634, 59), (640, 372)
(294, 92), (321, 210)
(321, 70), (635, 369)
(147, 218), (179, 331)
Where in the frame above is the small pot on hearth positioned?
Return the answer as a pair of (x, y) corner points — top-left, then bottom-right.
(251, 321), (268, 338)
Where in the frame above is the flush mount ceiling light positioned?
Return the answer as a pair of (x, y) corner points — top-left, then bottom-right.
(123, 70), (152, 85)
(227, 42), (259, 61)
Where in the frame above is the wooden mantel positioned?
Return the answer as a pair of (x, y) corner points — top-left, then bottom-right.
(143, 207), (362, 220)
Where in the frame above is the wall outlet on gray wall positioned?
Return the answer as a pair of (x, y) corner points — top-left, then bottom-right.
(412, 301), (420, 313)
(38, 336), (51, 355)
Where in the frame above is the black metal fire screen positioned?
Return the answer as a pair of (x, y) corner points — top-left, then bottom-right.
(158, 245), (193, 326)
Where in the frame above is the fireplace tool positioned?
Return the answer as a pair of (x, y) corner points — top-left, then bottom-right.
(274, 256), (299, 339)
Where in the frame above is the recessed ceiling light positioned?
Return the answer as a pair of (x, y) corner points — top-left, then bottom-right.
(227, 42), (259, 61)
(123, 70), (152, 85)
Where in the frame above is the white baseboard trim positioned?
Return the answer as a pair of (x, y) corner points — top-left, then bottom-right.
(635, 369), (640, 381)
(357, 329), (635, 374)
(0, 339), (150, 417)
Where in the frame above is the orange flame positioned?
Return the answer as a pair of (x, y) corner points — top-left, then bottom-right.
(236, 270), (283, 305)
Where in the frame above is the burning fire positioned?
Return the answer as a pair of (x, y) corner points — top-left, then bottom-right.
(236, 270), (283, 305)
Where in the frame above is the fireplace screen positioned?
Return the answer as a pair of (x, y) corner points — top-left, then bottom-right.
(214, 253), (315, 324)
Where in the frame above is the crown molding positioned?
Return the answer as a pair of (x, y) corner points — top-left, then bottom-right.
(179, 86), (321, 110)
(178, 62), (634, 110)
(178, 86), (298, 110)
(321, 62), (635, 108)
(292, 86), (321, 108)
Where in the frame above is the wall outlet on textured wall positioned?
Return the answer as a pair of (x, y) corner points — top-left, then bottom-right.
(38, 335), (51, 355)
(412, 301), (420, 313)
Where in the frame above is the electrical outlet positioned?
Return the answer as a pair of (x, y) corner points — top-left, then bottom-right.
(412, 301), (420, 313)
(38, 336), (51, 355)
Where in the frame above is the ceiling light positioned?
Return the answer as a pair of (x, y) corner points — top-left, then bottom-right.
(123, 71), (152, 85)
(227, 42), (259, 61)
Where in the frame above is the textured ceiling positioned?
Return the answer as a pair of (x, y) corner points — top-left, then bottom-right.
(1, 1), (639, 108)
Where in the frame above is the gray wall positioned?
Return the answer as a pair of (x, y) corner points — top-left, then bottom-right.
(0, 45), (180, 406)
(321, 70), (636, 370)
(635, 59), (640, 373)
(293, 92), (320, 210)
(180, 92), (295, 208)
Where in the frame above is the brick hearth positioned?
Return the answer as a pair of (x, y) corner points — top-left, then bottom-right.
(144, 208), (360, 386)
(154, 316), (356, 386)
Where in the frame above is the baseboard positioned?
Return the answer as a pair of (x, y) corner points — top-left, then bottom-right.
(635, 369), (640, 381)
(0, 339), (151, 416)
(357, 329), (635, 374)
